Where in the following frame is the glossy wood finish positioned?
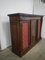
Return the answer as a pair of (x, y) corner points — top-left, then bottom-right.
(8, 13), (43, 57)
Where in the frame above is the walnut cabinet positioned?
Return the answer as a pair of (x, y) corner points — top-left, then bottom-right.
(8, 13), (43, 57)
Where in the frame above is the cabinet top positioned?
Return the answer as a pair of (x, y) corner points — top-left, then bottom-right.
(8, 13), (43, 17)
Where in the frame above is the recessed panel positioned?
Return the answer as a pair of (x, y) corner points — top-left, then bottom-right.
(31, 20), (37, 45)
(22, 22), (29, 49)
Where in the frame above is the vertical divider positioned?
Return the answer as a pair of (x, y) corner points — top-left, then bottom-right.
(36, 20), (38, 42)
(28, 20), (31, 47)
(30, 20), (31, 46)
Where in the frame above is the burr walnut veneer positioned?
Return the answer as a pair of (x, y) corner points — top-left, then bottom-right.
(8, 13), (43, 57)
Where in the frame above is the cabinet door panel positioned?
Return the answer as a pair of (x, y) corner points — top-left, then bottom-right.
(21, 22), (29, 50)
(31, 20), (37, 46)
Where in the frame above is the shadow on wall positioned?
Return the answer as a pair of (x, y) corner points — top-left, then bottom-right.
(2, 22), (11, 47)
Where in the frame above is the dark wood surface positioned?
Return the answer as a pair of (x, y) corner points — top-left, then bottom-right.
(8, 13), (43, 17)
(8, 13), (43, 57)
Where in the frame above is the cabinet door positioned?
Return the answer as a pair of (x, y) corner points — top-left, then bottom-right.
(20, 21), (30, 50)
(31, 20), (37, 46)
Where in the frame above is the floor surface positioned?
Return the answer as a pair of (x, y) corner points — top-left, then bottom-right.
(0, 38), (45, 60)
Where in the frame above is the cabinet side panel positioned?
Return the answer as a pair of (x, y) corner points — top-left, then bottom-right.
(17, 22), (22, 52)
(10, 23), (17, 50)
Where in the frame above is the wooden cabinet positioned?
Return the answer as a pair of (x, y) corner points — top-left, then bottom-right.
(8, 13), (43, 57)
